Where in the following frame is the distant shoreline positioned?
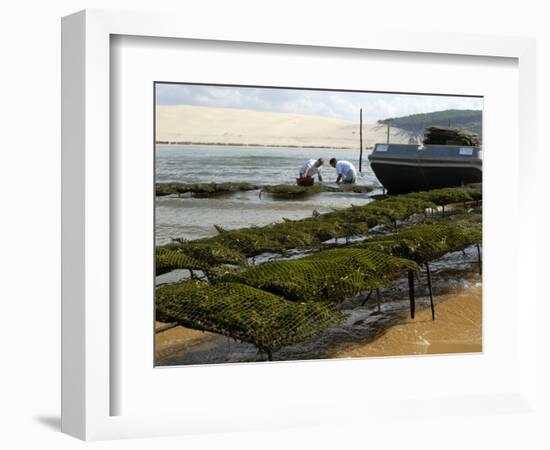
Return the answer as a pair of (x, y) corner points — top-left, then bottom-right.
(155, 141), (373, 150)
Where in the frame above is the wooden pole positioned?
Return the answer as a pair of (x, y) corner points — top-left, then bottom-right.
(408, 269), (416, 319)
(425, 263), (435, 320)
(359, 108), (363, 172)
(361, 289), (373, 306)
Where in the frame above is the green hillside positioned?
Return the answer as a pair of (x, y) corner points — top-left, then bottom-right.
(379, 109), (482, 142)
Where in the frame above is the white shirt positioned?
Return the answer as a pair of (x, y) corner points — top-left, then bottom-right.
(299, 159), (321, 177)
(336, 160), (356, 179)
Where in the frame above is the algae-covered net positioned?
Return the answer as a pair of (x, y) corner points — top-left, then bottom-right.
(406, 187), (475, 206)
(219, 248), (418, 303)
(156, 181), (374, 198)
(357, 223), (482, 263)
(261, 183), (373, 198)
(156, 182), (259, 197)
(165, 241), (246, 267)
(156, 186), (482, 267)
(156, 247), (208, 275)
(201, 218), (356, 258)
(156, 281), (344, 357)
(155, 188), (483, 359)
(332, 196), (436, 227)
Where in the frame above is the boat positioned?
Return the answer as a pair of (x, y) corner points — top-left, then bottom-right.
(368, 143), (482, 194)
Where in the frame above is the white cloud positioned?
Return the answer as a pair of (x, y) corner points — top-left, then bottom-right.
(155, 84), (482, 122)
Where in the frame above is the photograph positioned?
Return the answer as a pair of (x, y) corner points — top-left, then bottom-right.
(154, 83), (483, 366)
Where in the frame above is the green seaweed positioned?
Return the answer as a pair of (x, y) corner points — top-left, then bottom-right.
(157, 186), (482, 270)
(156, 281), (344, 357)
(261, 183), (373, 198)
(155, 186), (483, 357)
(155, 182), (374, 198)
(406, 187), (474, 206)
(166, 241), (246, 267)
(208, 226), (287, 256)
(356, 223), (482, 263)
(156, 247), (208, 275)
(156, 182), (259, 197)
(219, 248), (418, 303)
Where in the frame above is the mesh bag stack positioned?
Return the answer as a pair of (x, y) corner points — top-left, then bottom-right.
(422, 126), (480, 146)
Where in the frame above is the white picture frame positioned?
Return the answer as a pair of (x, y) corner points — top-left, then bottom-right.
(61, 9), (539, 441)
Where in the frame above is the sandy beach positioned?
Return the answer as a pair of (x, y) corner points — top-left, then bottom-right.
(156, 105), (412, 149)
(155, 285), (482, 364)
(155, 321), (217, 364)
(333, 285), (482, 358)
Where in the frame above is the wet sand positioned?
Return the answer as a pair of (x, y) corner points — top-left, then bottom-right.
(155, 321), (217, 363)
(155, 285), (482, 364)
(332, 285), (482, 358)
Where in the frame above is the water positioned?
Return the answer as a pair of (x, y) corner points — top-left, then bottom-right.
(156, 145), (379, 244)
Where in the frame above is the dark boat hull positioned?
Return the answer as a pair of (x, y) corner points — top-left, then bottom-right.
(368, 144), (482, 194)
(369, 160), (481, 194)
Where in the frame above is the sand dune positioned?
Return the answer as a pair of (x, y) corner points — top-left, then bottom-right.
(156, 105), (413, 149)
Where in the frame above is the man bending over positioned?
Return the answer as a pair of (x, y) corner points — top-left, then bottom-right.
(297, 158), (324, 186)
(330, 158), (357, 184)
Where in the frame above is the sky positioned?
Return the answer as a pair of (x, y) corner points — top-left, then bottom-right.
(156, 83), (483, 123)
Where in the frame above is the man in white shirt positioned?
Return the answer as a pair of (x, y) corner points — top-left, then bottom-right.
(297, 158), (324, 185)
(330, 158), (357, 184)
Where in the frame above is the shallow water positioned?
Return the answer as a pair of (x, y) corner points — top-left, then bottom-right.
(156, 144), (376, 185)
(156, 145), (379, 244)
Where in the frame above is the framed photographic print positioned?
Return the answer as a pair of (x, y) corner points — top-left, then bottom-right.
(153, 82), (484, 367)
(62, 9), (539, 441)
